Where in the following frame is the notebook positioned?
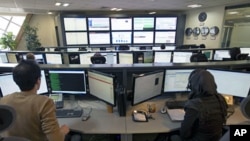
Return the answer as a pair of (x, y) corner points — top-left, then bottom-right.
(167, 108), (185, 121)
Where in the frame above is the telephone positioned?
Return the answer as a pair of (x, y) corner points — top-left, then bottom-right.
(49, 94), (64, 109)
(132, 110), (148, 122)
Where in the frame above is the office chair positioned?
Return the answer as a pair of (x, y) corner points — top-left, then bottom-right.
(236, 53), (249, 60)
(90, 55), (106, 64)
(0, 105), (30, 141)
(190, 53), (208, 62)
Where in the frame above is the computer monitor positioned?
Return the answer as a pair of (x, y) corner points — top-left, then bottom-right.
(100, 52), (117, 64)
(89, 32), (110, 45)
(155, 17), (177, 30)
(6, 52), (18, 63)
(45, 53), (63, 64)
(143, 51), (153, 63)
(240, 47), (250, 56)
(154, 31), (176, 44)
(22, 53), (46, 64)
(202, 50), (213, 60)
(154, 51), (172, 63)
(133, 31), (154, 44)
(111, 32), (132, 44)
(132, 70), (165, 105)
(207, 69), (250, 98)
(164, 69), (193, 93)
(79, 52), (95, 64)
(65, 32), (88, 45)
(48, 70), (87, 95)
(0, 70), (48, 97)
(213, 50), (230, 60)
(88, 17), (110, 31)
(172, 51), (193, 63)
(87, 70), (116, 106)
(111, 17), (132, 30)
(0, 52), (8, 63)
(133, 17), (154, 30)
(118, 52), (133, 64)
(68, 53), (80, 64)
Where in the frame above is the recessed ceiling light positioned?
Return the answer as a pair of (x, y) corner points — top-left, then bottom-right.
(110, 8), (117, 11)
(116, 8), (123, 11)
(187, 4), (202, 8)
(63, 3), (70, 7)
(228, 11), (239, 15)
(245, 15), (250, 18)
(149, 12), (156, 15)
(55, 2), (61, 6)
(48, 12), (53, 14)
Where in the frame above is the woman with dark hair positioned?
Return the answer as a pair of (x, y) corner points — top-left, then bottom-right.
(170, 69), (228, 141)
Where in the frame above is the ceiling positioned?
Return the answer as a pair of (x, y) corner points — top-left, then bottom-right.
(0, 0), (249, 14)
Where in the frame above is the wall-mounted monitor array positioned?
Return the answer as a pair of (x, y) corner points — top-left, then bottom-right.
(132, 70), (165, 105)
(208, 69), (250, 98)
(62, 16), (178, 46)
(87, 70), (116, 106)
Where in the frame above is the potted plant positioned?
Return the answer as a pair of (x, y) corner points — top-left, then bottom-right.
(23, 24), (41, 51)
(0, 32), (17, 50)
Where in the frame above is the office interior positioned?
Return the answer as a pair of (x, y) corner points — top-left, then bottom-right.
(1, 1), (250, 141)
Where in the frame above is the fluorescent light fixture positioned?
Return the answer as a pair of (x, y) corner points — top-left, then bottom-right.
(187, 4), (202, 8)
(228, 11), (239, 15)
(116, 8), (123, 11)
(245, 15), (250, 18)
(110, 8), (122, 11)
(63, 3), (70, 7)
(55, 2), (61, 6)
(48, 12), (53, 14)
(110, 8), (117, 11)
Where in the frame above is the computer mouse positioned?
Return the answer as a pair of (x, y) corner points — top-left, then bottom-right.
(160, 106), (167, 114)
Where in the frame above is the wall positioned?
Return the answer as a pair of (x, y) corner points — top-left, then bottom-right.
(230, 22), (250, 47)
(17, 15), (57, 50)
(183, 6), (225, 49)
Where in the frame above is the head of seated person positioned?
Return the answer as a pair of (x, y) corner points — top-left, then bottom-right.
(200, 44), (206, 48)
(229, 47), (241, 60)
(190, 53), (208, 62)
(26, 52), (35, 60)
(91, 53), (106, 64)
(160, 44), (166, 50)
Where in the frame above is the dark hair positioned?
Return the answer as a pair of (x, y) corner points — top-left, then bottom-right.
(26, 52), (35, 60)
(160, 44), (166, 49)
(229, 47), (241, 60)
(12, 60), (41, 91)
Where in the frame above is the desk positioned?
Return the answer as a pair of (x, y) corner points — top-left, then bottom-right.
(57, 96), (248, 141)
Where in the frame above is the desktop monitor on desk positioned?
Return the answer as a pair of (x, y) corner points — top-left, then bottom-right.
(0, 52), (8, 63)
(118, 52), (133, 64)
(154, 51), (172, 63)
(48, 70), (87, 95)
(45, 53), (63, 64)
(172, 51), (193, 63)
(240, 47), (250, 57)
(207, 69), (250, 98)
(164, 69), (193, 93)
(0, 70), (48, 97)
(6, 52), (18, 63)
(87, 70), (116, 106)
(131, 70), (165, 105)
(213, 50), (230, 60)
(79, 52), (95, 64)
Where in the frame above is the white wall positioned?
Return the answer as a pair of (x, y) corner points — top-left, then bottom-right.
(184, 6), (225, 49)
(230, 22), (250, 47)
(17, 15), (57, 50)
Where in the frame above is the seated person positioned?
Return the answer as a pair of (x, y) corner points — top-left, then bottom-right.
(160, 44), (166, 50)
(90, 52), (106, 64)
(170, 69), (228, 141)
(190, 53), (208, 62)
(229, 47), (241, 60)
(26, 52), (35, 60)
(0, 60), (81, 141)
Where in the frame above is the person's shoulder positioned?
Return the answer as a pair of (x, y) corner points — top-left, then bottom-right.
(185, 98), (203, 110)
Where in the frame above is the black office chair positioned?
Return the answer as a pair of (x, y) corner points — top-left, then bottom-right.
(90, 55), (106, 64)
(0, 105), (30, 141)
(190, 53), (208, 62)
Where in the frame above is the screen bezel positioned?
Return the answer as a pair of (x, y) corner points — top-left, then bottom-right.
(87, 70), (116, 106)
(131, 70), (165, 106)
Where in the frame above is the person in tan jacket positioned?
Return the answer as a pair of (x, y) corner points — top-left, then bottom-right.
(0, 60), (71, 141)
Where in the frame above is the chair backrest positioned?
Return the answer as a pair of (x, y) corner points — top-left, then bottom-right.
(240, 95), (250, 119)
(90, 56), (106, 64)
(190, 53), (208, 62)
(236, 53), (249, 60)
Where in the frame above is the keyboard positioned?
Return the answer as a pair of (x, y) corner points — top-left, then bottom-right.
(56, 108), (83, 118)
(166, 100), (187, 109)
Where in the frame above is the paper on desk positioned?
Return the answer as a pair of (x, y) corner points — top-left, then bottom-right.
(167, 109), (185, 121)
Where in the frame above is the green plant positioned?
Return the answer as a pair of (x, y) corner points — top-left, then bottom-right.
(24, 24), (41, 51)
(0, 32), (17, 50)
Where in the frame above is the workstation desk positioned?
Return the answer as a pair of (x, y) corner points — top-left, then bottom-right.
(58, 95), (248, 141)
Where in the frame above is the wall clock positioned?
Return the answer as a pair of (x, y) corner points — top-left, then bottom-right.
(185, 27), (193, 36)
(201, 26), (209, 36)
(210, 26), (220, 36)
(193, 27), (200, 36)
(198, 12), (207, 22)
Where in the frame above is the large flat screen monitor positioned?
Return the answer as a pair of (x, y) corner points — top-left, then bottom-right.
(79, 52), (95, 64)
(45, 53), (63, 64)
(48, 70), (86, 95)
(132, 70), (165, 105)
(118, 52), (133, 64)
(172, 51), (193, 63)
(0, 52), (8, 63)
(63, 17), (87, 31)
(65, 32), (88, 45)
(240, 47), (250, 56)
(208, 69), (250, 97)
(0, 70), (48, 97)
(133, 17), (154, 30)
(154, 51), (172, 63)
(154, 31), (176, 44)
(133, 31), (154, 44)
(164, 69), (193, 93)
(111, 32), (132, 44)
(213, 50), (230, 60)
(89, 32), (110, 45)
(111, 18), (132, 30)
(88, 17), (110, 31)
(87, 70), (116, 106)
(6, 52), (18, 63)
(155, 17), (177, 30)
